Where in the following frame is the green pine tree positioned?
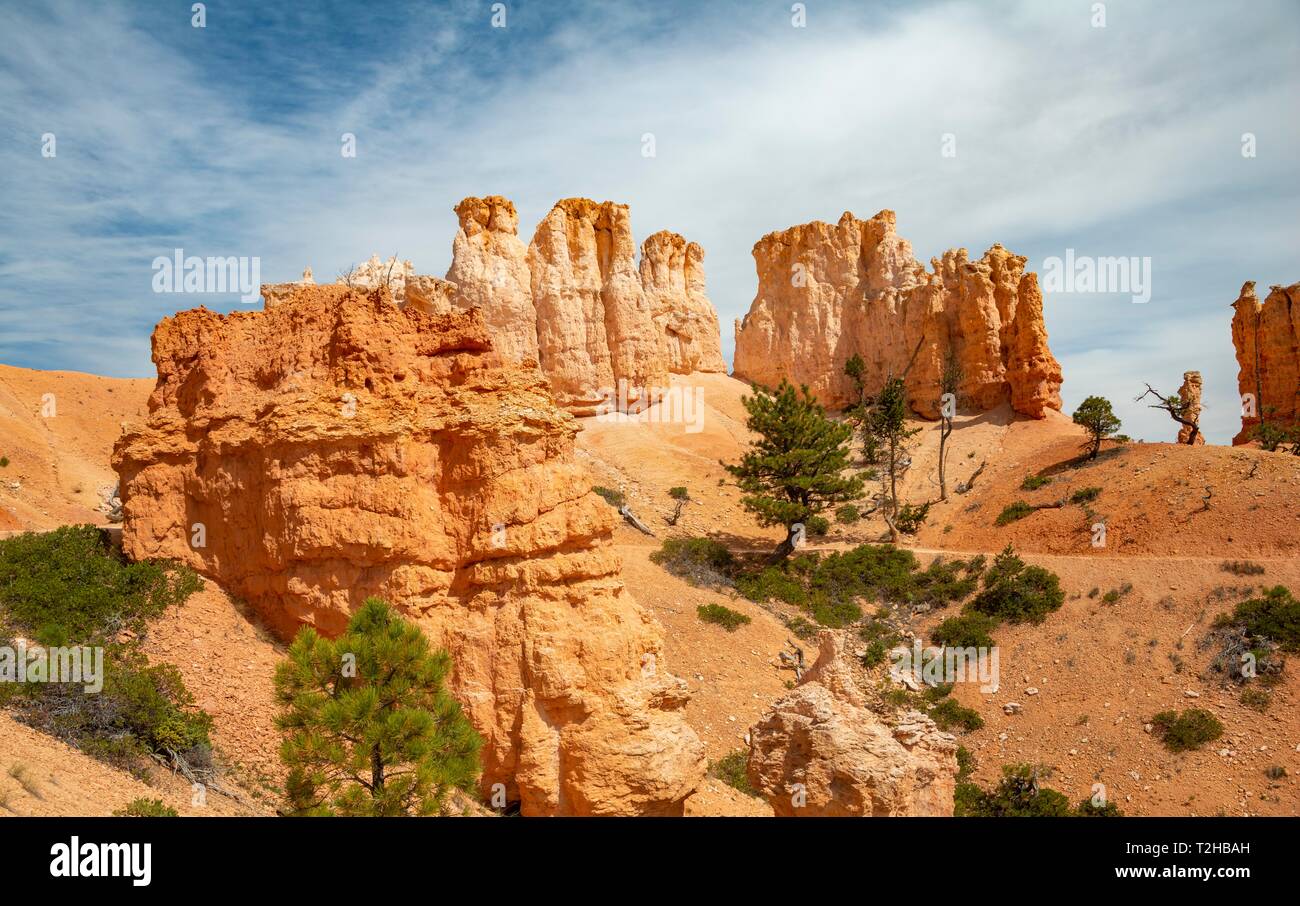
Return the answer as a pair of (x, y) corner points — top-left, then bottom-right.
(868, 375), (922, 541)
(274, 598), (483, 816)
(1072, 395), (1122, 460)
(725, 380), (863, 559)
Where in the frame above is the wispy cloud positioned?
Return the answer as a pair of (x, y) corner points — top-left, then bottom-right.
(0, 0), (1296, 442)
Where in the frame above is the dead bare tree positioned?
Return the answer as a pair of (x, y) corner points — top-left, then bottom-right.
(956, 460), (987, 494)
(937, 350), (963, 500)
(1136, 382), (1201, 445)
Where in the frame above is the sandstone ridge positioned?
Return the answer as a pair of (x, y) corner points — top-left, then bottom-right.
(263, 196), (727, 416)
(1231, 280), (1300, 444)
(112, 282), (705, 816)
(733, 210), (1062, 418)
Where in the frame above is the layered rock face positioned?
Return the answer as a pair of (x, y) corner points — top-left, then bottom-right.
(443, 197), (724, 414)
(1231, 281), (1300, 444)
(1177, 371), (1205, 445)
(112, 283), (704, 816)
(746, 633), (958, 817)
(445, 196), (538, 362)
(526, 199), (668, 414)
(262, 199), (722, 415)
(733, 210), (1062, 418)
(639, 231), (727, 374)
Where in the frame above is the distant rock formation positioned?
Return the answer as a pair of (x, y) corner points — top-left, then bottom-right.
(263, 198), (726, 416)
(526, 198), (668, 414)
(746, 632), (958, 817)
(732, 210), (1062, 418)
(639, 230), (727, 375)
(113, 283), (705, 816)
(445, 196), (538, 362)
(1231, 281), (1300, 444)
(1177, 371), (1206, 445)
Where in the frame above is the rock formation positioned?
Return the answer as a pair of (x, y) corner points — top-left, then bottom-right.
(732, 210), (1062, 418)
(526, 199), (668, 414)
(265, 198), (726, 416)
(639, 231), (727, 375)
(1231, 281), (1300, 444)
(1176, 371), (1205, 445)
(746, 632), (958, 817)
(445, 196), (538, 362)
(112, 283), (705, 816)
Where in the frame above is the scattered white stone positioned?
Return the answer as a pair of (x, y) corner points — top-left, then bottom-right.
(1184, 690), (1201, 698)
(1003, 702), (1022, 715)
(1025, 687), (1039, 696)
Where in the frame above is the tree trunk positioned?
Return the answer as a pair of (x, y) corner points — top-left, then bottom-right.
(769, 523), (800, 562)
(371, 744), (384, 795)
(938, 418), (952, 500)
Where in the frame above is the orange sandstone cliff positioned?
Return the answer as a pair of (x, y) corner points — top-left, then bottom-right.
(1231, 280), (1300, 444)
(732, 210), (1062, 418)
(111, 283), (705, 815)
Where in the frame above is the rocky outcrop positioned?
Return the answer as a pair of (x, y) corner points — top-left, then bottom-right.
(445, 196), (538, 362)
(1232, 281), (1300, 444)
(733, 210), (1062, 418)
(639, 231), (727, 375)
(1177, 371), (1206, 445)
(112, 283), (705, 816)
(746, 632), (958, 817)
(527, 199), (668, 415)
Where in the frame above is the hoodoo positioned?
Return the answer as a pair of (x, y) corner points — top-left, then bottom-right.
(733, 210), (1062, 418)
(1231, 280), (1300, 444)
(112, 283), (705, 816)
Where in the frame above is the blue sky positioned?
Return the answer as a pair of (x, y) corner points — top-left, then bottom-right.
(0, 0), (1296, 443)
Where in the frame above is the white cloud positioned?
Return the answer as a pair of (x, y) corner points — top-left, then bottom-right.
(0, 0), (1295, 445)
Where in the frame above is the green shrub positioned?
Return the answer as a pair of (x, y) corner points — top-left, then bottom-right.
(805, 515), (830, 537)
(785, 616), (818, 640)
(0, 525), (200, 642)
(708, 750), (758, 797)
(650, 537), (734, 587)
(954, 764), (1073, 817)
(1221, 560), (1265, 577)
(592, 486), (625, 509)
(895, 502), (930, 535)
(966, 546), (1064, 625)
(805, 592), (861, 628)
(668, 486), (689, 501)
(931, 612), (998, 648)
(0, 527), (211, 773)
(1216, 586), (1300, 651)
(955, 745), (976, 783)
(697, 603), (751, 632)
(113, 797), (178, 818)
(1240, 687), (1271, 712)
(1076, 797), (1124, 817)
(0, 457), (8, 468)
(995, 501), (1035, 526)
(929, 697), (984, 733)
(1070, 487), (1101, 504)
(835, 504), (860, 524)
(1020, 474), (1051, 491)
(1150, 708), (1223, 752)
(736, 566), (807, 607)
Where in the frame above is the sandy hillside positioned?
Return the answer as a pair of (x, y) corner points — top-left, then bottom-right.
(0, 363), (151, 533)
(576, 373), (1300, 816)
(2, 360), (1296, 817)
(0, 711), (260, 817)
